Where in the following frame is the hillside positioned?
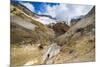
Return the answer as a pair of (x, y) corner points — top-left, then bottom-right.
(11, 4), (55, 46)
(54, 7), (95, 63)
(10, 2), (95, 66)
(56, 7), (95, 45)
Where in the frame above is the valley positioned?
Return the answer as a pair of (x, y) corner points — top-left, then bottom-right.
(10, 2), (95, 66)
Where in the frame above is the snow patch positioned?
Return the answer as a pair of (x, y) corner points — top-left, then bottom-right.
(38, 16), (57, 24)
(43, 43), (60, 63)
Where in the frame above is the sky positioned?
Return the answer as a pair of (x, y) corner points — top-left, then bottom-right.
(11, 0), (94, 24)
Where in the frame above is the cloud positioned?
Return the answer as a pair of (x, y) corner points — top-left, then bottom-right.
(19, 2), (93, 25)
(38, 4), (93, 25)
(20, 2), (35, 12)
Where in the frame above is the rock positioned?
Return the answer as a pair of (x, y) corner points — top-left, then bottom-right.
(42, 43), (60, 64)
(24, 60), (38, 66)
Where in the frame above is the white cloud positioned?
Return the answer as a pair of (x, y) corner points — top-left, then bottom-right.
(38, 16), (57, 24)
(39, 4), (93, 25)
(19, 2), (93, 25)
(20, 2), (35, 12)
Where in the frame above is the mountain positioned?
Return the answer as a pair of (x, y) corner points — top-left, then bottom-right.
(11, 2), (95, 65)
(70, 6), (95, 26)
(54, 6), (95, 63)
(11, 2), (57, 24)
(47, 22), (70, 36)
(70, 15), (84, 26)
(11, 4), (55, 46)
(56, 6), (95, 45)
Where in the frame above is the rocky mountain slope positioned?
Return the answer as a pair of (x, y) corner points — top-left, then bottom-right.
(54, 6), (95, 63)
(56, 6), (95, 45)
(47, 22), (70, 36)
(10, 2), (95, 66)
(11, 4), (55, 46)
